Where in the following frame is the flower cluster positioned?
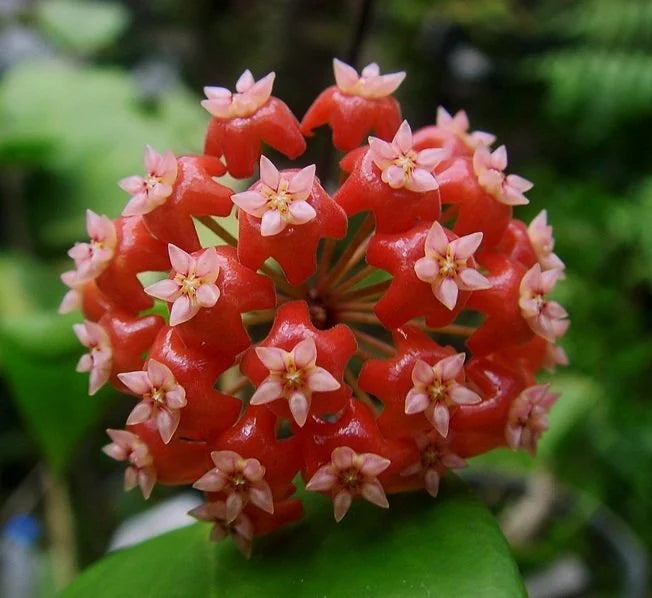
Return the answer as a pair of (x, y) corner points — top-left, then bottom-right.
(62, 59), (568, 557)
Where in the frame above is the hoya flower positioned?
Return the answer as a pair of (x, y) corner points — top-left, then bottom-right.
(250, 337), (341, 427)
(414, 221), (491, 310)
(473, 145), (533, 206)
(401, 432), (467, 498)
(202, 70), (275, 120)
(435, 106), (496, 151)
(543, 342), (570, 372)
(528, 210), (566, 273)
(67, 210), (117, 283)
(145, 245), (220, 326)
(59, 270), (82, 314)
(189, 500), (254, 557)
(118, 359), (187, 444)
(119, 146), (178, 216)
(231, 156), (317, 236)
(506, 384), (560, 455)
(405, 354), (482, 438)
(306, 446), (391, 522)
(193, 450), (274, 523)
(333, 59), (405, 99)
(102, 429), (157, 499)
(369, 120), (446, 192)
(519, 264), (569, 342)
(73, 320), (112, 395)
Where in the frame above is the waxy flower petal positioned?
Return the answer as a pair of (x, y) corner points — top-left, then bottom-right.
(119, 146), (178, 217)
(472, 145), (533, 206)
(193, 450), (274, 522)
(506, 384), (560, 455)
(188, 500), (255, 557)
(405, 354), (481, 437)
(333, 59), (405, 99)
(369, 121), (446, 192)
(202, 70), (275, 119)
(66, 210), (117, 284)
(528, 210), (566, 273)
(436, 106), (496, 151)
(102, 429), (156, 499)
(306, 446), (391, 522)
(145, 245), (220, 326)
(519, 264), (569, 342)
(232, 157), (317, 236)
(250, 337), (340, 427)
(414, 221), (491, 310)
(73, 320), (112, 395)
(118, 359), (187, 444)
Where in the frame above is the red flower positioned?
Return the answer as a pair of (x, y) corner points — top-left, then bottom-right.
(202, 70), (306, 178)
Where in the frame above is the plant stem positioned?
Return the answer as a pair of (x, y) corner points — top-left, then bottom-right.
(421, 323), (476, 337)
(338, 311), (382, 326)
(320, 214), (374, 291)
(333, 264), (376, 294)
(345, 368), (377, 412)
(243, 309), (276, 326)
(353, 329), (395, 356)
(332, 301), (376, 312)
(195, 216), (237, 247)
(259, 263), (304, 299)
(223, 376), (250, 396)
(339, 279), (390, 301)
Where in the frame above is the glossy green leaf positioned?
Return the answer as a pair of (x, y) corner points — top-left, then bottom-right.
(0, 311), (112, 473)
(62, 480), (525, 597)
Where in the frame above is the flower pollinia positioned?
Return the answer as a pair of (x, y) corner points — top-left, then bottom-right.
(63, 56), (569, 556)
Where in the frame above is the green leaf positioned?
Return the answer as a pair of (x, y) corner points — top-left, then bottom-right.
(0, 311), (112, 473)
(37, 0), (130, 55)
(61, 480), (525, 597)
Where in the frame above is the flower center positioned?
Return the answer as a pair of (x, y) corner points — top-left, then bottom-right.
(176, 273), (201, 297)
(427, 379), (448, 403)
(263, 180), (293, 215)
(340, 468), (360, 489)
(422, 446), (440, 468)
(231, 473), (248, 489)
(145, 174), (161, 191)
(283, 366), (304, 389)
(393, 151), (417, 176)
(438, 254), (459, 278)
(150, 387), (166, 405)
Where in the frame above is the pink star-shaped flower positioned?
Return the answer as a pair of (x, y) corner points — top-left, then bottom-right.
(405, 353), (482, 437)
(333, 59), (406, 99)
(401, 431), (467, 498)
(231, 156), (317, 237)
(202, 70), (275, 120)
(188, 500), (255, 557)
(472, 145), (533, 206)
(505, 384), (560, 455)
(118, 359), (187, 444)
(66, 210), (117, 283)
(414, 221), (491, 310)
(368, 120), (447, 192)
(519, 263), (569, 342)
(73, 320), (112, 395)
(250, 337), (341, 427)
(145, 244), (220, 326)
(306, 446), (391, 522)
(193, 450), (274, 523)
(527, 210), (566, 273)
(102, 429), (157, 499)
(119, 145), (178, 216)
(436, 106), (496, 151)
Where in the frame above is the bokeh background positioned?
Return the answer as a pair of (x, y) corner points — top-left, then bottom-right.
(0, 0), (650, 596)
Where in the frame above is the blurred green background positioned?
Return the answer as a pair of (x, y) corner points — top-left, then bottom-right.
(0, 0), (650, 596)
